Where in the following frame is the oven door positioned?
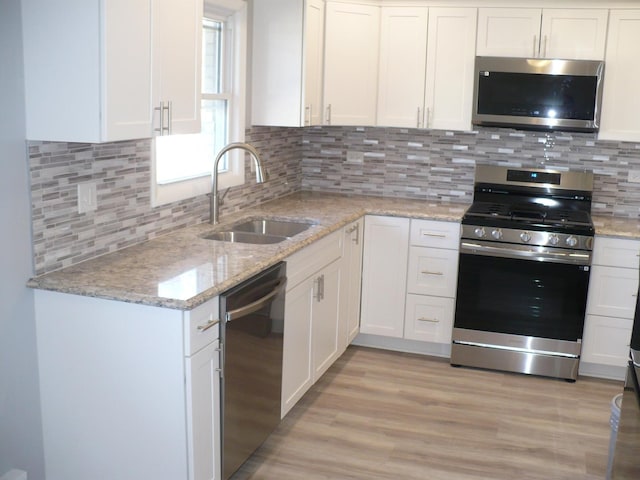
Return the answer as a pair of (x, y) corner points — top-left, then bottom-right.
(454, 242), (591, 341)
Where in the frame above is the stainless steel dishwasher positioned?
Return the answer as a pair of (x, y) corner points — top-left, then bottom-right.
(219, 262), (286, 479)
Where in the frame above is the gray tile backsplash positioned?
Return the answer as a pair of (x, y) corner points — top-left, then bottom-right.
(28, 125), (640, 275)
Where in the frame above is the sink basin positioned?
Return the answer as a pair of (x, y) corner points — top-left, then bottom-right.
(202, 231), (288, 244)
(231, 219), (317, 237)
(202, 218), (317, 244)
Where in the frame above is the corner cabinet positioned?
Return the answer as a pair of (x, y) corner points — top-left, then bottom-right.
(324, 2), (380, 126)
(476, 8), (608, 60)
(34, 291), (221, 480)
(581, 236), (640, 380)
(251, 0), (325, 127)
(22, 0), (202, 142)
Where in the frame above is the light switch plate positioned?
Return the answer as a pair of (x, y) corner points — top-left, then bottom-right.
(629, 171), (640, 183)
(77, 182), (97, 213)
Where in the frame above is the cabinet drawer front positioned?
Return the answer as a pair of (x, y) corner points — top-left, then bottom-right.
(407, 246), (458, 297)
(410, 219), (460, 248)
(184, 297), (220, 356)
(593, 236), (640, 268)
(581, 314), (633, 367)
(286, 229), (343, 290)
(404, 294), (454, 344)
(586, 265), (639, 319)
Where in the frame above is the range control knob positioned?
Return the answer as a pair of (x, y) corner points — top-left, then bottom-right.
(474, 227), (486, 238)
(548, 234), (560, 246)
(491, 229), (503, 240)
(520, 231), (532, 243)
(566, 236), (578, 247)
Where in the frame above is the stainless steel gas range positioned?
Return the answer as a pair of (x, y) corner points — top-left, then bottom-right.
(451, 165), (595, 381)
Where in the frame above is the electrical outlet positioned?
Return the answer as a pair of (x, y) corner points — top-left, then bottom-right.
(77, 182), (97, 214)
(629, 171), (640, 183)
(346, 151), (364, 164)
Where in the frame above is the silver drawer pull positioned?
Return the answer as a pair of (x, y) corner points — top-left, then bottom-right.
(421, 270), (443, 276)
(418, 317), (439, 323)
(422, 232), (446, 238)
(197, 318), (220, 332)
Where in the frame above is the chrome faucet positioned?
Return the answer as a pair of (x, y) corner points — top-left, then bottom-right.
(210, 142), (268, 224)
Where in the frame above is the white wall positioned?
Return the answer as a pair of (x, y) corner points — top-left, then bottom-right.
(0, 0), (45, 478)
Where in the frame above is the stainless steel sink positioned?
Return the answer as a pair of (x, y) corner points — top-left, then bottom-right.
(202, 231), (288, 244)
(202, 218), (317, 244)
(231, 219), (316, 237)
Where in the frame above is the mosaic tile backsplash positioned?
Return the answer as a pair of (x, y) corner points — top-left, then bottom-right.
(29, 125), (640, 275)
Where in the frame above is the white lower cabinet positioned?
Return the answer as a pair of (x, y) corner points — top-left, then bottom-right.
(34, 290), (221, 480)
(581, 236), (640, 378)
(282, 229), (344, 417)
(359, 216), (459, 352)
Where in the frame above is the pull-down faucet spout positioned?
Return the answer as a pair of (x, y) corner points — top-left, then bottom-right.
(210, 142), (268, 225)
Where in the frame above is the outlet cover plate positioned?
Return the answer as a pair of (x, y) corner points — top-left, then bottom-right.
(629, 171), (640, 183)
(346, 151), (364, 164)
(78, 182), (97, 214)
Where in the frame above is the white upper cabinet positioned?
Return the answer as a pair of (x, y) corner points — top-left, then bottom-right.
(477, 7), (608, 60)
(324, 2), (380, 126)
(599, 10), (640, 142)
(377, 7), (428, 128)
(152, 0), (203, 136)
(22, 0), (201, 142)
(251, 0), (324, 127)
(424, 7), (477, 131)
(22, 0), (153, 142)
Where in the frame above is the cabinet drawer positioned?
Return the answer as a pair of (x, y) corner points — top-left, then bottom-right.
(592, 236), (640, 268)
(581, 314), (633, 367)
(410, 219), (460, 248)
(286, 229), (343, 290)
(184, 296), (220, 356)
(586, 265), (638, 319)
(407, 246), (458, 297)
(404, 294), (454, 344)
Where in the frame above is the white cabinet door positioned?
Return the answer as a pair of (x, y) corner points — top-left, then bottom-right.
(282, 277), (314, 417)
(424, 8), (477, 131)
(342, 219), (364, 346)
(152, 0), (202, 135)
(22, 0), (153, 142)
(587, 265), (639, 320)
(406, 246), (458, 298)
(251, 0), (324, 127)
(360, 216), (410, 338)
(404, 294), (455, 344)
(312, 259), (342, 380)
(186, 339), (221, 480)
(540, 9), (608, 60)
(599, 10), (640, 142)
(582, 315), (633, 368)
(377, 7), (428, 128)
(324, 2), (380, 126)
(476, 8), (542, 57)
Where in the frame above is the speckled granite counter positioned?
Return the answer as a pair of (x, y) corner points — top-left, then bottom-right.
(593, 215), (640, 239)
(27, 192), (466, 310)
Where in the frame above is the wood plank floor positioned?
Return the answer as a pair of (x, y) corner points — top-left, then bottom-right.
(231, 346), (622, 480)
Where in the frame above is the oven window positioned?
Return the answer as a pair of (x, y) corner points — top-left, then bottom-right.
(455, 253), (590, 341)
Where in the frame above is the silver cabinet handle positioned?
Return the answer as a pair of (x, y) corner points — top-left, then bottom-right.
(345, 223), (360, 245)
(154, 101), (170, 135)
(417, 107), (422, 128)
(314, 276), (322, 302)
(305, 105), (312, 126)
(418, 317), (439, 323)
(422, 232), (446, 238)
(216, 344), (224, 379)
(325, 104), (332, 125)
(421, 270), (443, 276)
(197, 316), (220, 332)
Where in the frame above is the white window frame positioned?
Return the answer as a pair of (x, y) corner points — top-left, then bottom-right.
(151, 1), (248, 207)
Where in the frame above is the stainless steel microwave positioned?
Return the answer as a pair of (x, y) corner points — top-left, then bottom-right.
(472, 56), (605, 132)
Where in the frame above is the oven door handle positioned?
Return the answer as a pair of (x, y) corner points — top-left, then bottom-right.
(460, 240), (591, 265)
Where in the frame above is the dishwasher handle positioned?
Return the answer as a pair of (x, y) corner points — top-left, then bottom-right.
(225, 277), (287, 322)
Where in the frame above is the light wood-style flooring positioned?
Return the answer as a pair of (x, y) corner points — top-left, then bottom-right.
(232, 346), (622, 479)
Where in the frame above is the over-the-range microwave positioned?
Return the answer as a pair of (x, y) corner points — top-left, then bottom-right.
(472, 56), (605, 133)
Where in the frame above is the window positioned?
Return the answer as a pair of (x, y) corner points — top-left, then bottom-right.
(152, 2), (247, 207)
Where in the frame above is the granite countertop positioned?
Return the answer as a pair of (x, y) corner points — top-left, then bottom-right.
(27, 192), (466, 310)
(592, 215), (640, 239)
